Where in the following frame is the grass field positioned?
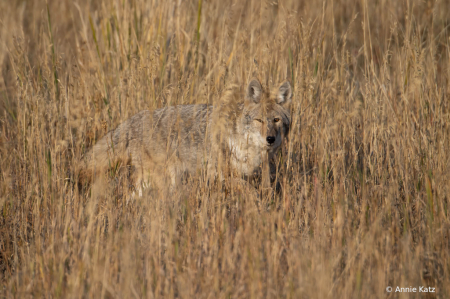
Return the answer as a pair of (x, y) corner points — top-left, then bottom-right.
(1, 0), (450, 298)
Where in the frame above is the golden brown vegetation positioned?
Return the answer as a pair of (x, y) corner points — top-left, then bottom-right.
(1, 0), (450, 298)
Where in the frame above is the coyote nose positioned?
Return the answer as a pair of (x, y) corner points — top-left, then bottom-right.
(266, 136), (276, 144)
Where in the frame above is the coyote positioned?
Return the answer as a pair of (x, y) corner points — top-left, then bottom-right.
(79, 78), (291, 195)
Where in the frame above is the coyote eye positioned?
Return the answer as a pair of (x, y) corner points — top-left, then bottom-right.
(254, 119), (263, 123)
(274, 118), (280, 123)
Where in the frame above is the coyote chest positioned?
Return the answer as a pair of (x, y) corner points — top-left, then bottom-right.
(81, 79), (292, 193)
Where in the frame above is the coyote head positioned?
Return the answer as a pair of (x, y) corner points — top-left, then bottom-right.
(230, 78), (292, 175)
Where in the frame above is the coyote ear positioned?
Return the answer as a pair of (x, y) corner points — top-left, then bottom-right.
(277, 81), (292, 107)
(246, 78), (262, 103)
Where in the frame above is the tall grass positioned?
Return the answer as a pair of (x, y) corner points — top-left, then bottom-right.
(1, 0), (449, 298)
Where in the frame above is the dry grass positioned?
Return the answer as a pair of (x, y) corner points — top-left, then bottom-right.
(1, 0), (450, 298)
